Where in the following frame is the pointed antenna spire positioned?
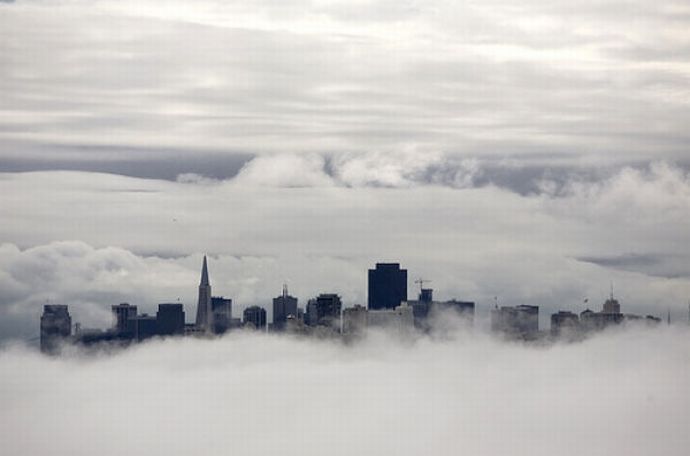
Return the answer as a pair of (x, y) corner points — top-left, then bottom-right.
(610, 282), (614, 300)
(200, 255), (210, 286)
(667, 308), (671, 326)
(283, 283), (288, 298)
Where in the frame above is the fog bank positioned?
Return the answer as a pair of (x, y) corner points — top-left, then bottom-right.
(1, 326), (688, 456)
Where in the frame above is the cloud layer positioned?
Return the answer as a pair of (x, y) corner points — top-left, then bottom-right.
(1, 327), (689, 456)
(1, 0), (690, 172)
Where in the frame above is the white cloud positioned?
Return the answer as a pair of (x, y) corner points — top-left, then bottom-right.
(1, 327), (689, 455)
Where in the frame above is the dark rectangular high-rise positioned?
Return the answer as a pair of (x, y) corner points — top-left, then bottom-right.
(368, 263), (407, 310)
(112, 302), (137, 335)
(273, 285), (298, 331)
(156, 303), (185, 336)
(306, 293), (342, 327)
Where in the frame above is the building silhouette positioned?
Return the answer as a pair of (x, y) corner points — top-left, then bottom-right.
(40, 304), (72, 354)
(550, 311), (579, 337)
(195, 255), (212, 331)
(602, 293), (621, 315)
(273, 284), (298, 331)
(156, 303), (185, 336)
(306, 293), (342, 327)
(128, 314), (156, 341)
(342, 305), (368, 336)
(368, 303), (415, 332)
(243, 306), (267, 330)
(111, 302), (137, 335)
(368, 263), (407, 310)
(406, 288), (474, 330)
(211, 297), (232, 334)
(491, 305), (539, 339)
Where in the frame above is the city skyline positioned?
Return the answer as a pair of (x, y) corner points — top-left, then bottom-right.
(36, 256), (678, 354)
(1, 2), (690, 454)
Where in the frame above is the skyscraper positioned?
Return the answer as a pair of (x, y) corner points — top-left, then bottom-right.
(243, 306), (267, 330)
(368, 263), (407, 310)
(306, 293), (342, 327)
(112, 302), (137, 335)
(273, 284), (298, 331)
(211, 297), (232, 334)
(195, 255), (212, 331)
(40, 304), (72, 354)
(156, 303), (185, 336)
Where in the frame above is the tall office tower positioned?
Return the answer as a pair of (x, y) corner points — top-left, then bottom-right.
(40, 304), (72, 354)
(306, 293), (342, 327)
(156, 303), (185, 336)
(243, 306), (267, 329)
(272, 284), (298, 331)
(195, 255), (212, 331)
(211, 297), (232, 334)
(112, 303), (138, 334)
(368, 263), (407, 310)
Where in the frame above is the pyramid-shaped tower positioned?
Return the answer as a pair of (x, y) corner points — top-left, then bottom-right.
(195, 255), (212, 330)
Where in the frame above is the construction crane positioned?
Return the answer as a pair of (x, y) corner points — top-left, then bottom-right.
(414, 278), (431, 293)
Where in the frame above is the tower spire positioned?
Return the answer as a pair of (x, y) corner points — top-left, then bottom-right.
(195, 255), (212, 330)
(200, 255), (210, 286)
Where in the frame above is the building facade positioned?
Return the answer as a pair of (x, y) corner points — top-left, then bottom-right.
(368, 263), (407, 310)
(40, 304), (72, 354)
(273, 285), (298, 331)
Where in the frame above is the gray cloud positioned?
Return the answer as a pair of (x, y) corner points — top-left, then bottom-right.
(1, 1), (690, 163)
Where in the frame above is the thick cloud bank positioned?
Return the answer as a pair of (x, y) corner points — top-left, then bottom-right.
(1, 327), (689, 456)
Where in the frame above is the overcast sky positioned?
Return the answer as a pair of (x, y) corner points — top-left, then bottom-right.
(1, 0), (690, 339)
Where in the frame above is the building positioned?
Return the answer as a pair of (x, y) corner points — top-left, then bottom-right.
(211, 296), (232, 334)
(491, 305), (539, 339)
(405, 289), (475, 330)
(195, 255), (213, 331)
(130, 314), (157, 341)
(273, 285), (298, 331)
(111, 303), (137, 335)
(156, 303), (185, 336)
(243, 306), (267, 330)
(40, 304), (72, 354)
(602, 293), (621, 314)
(342, 305), (368, 336)
(368, 303), (415, 332)
(550, 311), (579, 337)
(368, 263), (407, 310)
(579, 309), (624, 331)
(306, 293), (342, 327)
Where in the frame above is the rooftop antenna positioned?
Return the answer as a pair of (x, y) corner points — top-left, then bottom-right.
(283, 283), (288, 299)
(494, 296), (498, 309)
(667, 308), (671, 326)
(610, 282), (614, 300)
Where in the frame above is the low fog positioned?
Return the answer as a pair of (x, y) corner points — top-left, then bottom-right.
(1, 326), (689, 456)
